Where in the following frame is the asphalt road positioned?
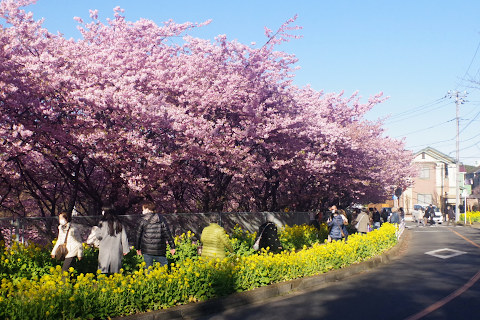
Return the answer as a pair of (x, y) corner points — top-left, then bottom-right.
(199, 222), (480, 320)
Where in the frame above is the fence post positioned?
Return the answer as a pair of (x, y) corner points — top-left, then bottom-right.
(11, 218), (20, 243)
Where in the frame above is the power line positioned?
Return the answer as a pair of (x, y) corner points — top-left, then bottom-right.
(461, 132), (480, 143)
(455, 37), (480, 90)
(406, 129), (480, 151)
(448, 141), (480, 155)
(387, 97), (446, 120)
(459, 109), (480, 135)
(394, 118), (455, 138)
(385, 99), (450, 125)
(408, 139), (455, 150)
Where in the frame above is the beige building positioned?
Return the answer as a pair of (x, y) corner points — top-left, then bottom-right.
(402, 147), (463, 213)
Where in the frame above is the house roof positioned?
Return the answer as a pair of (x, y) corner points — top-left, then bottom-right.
(415, 147), (456, 164)
(465, 165), (480, 174)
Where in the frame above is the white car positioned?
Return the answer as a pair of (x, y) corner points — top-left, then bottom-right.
(412, 204), (443, 224)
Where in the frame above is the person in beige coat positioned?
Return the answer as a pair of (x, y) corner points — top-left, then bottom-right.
(51, 212), (83, 272)
(354, 208), (371, 234)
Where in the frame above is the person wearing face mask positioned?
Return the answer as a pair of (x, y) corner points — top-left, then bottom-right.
(51, 212), (84, 272)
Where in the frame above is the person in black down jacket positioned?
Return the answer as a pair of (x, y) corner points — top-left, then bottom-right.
(135, 201), (176, 269)
(257, 213), (282, 253)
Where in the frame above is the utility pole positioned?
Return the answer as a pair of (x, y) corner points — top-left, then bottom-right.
(447, 90), (467, 222)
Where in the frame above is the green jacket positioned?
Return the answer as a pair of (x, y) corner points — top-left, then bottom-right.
(200, 223), (232, 259)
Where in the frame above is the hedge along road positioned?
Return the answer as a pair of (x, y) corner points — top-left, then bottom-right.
(200, 222), (480, 320)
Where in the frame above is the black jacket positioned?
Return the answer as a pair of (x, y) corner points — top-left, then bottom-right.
(134, 213), (175, 256)
(258, 222), (282, 253)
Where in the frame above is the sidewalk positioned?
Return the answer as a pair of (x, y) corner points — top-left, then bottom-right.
(116, 230), (411, 320)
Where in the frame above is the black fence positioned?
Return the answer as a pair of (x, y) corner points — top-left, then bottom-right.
(0, 211), (312, 246)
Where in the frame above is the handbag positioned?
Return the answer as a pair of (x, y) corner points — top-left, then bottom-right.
(355, 214), (365, 230)
(253, 223), (269, 251)
(54, 226), (70, 261)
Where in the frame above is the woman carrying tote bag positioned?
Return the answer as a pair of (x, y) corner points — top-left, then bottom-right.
(51, 212), (83, 272)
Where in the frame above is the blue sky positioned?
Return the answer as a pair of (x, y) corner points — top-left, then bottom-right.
(19, 0), (480, 165)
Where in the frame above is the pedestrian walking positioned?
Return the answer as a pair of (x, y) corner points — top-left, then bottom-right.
(135, 201), (176, 269)
(327, 210), (347, 241)
(255, 213), (282, 253)
(423, 206), (430, 226)
(447, 205), (456, 226)
(388, 207), (400, 224)
(372, 208), (381, 230)
(200, 221), (233, 259)
(399, 207), (405, 222)
(425, 204), (435, 225)
(51, 212), (84, 272)
(339, 209), (349, 240)
(417, 207), (425, 227)
(95, 205), (130, 274)
(354, 208), (370, 234)
(381, 208), (389, 224)
(309, 211), (322, 229)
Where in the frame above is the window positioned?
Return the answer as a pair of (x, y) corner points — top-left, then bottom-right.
(422, 152), (425, 159)
(418, 194), (432, 205)
(419, 167), (430, 179)
(444, 163), (448, 178)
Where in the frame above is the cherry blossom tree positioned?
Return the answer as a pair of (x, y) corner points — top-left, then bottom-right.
(0, 0), (415, 219)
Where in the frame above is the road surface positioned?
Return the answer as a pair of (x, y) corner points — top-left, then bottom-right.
(200, 223), (480, 320)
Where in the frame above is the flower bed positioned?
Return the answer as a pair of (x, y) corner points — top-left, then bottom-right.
(0, 223), (397, 319)
(460, 211), (480, 223)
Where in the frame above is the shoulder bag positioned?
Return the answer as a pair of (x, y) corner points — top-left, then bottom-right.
(54, 226), (70, 261)
(355, 214), (365, 230)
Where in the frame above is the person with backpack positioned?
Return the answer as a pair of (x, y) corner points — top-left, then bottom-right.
(135, 201), (176, 269)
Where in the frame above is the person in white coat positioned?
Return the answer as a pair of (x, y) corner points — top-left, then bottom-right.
(95, 205), (129, 274)
(51, 212), (83, 272)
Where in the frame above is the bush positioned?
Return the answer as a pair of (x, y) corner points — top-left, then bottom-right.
(0, 240), (57, 282)
(0, 224), (398, 319)
(279, 223), (329, 250)
(460, 211), (480, 223)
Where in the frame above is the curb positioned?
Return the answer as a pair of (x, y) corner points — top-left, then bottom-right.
(117, 230), (411, 320)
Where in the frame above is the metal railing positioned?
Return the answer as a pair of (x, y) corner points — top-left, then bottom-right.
(0, 211), (311, 246)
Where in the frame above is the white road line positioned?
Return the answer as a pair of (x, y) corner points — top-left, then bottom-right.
(425, 248), (467, 259)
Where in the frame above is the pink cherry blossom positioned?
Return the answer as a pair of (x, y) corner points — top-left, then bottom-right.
(0, 0), (415, 219)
